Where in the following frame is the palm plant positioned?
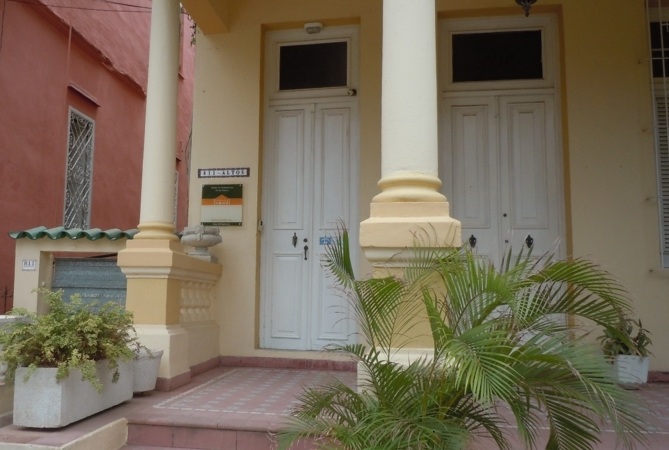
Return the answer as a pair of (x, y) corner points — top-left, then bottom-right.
(277, 228), (650, 450)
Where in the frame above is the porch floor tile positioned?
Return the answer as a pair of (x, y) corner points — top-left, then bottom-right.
(0, 365), (669, 449)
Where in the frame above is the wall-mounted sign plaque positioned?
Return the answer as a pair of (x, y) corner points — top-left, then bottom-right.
(201, 184), (243, 226)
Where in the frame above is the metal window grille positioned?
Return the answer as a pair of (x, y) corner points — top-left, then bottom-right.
(64, 110), (94, 229)
(649, 1), (669, 267)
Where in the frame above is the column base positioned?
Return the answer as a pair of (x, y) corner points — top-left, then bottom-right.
(134, 221), (179, 241)
(134, 324), (191, 391)
(373, 173), (447, 203)
(360, 201), (461, 267)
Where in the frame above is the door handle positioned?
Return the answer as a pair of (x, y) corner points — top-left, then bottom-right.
(525, 235), (534, 248)
(304, 245), (309, 260)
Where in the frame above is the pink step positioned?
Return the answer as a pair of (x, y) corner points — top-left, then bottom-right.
(126, 423), (315, 450)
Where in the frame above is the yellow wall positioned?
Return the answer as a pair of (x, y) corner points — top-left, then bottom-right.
(188, 0), (383, 359)
(559, 1), (668, 371)
(187, 0), (669, 370)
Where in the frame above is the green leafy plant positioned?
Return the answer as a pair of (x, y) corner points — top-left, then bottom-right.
(277, 228), (649, 450)
(599, 317), (653, 358)
(0, 289), (137, 392)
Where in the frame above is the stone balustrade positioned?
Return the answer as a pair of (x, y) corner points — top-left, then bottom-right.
(180, 279), (217, 323)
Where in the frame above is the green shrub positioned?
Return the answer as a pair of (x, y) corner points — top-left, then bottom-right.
(0, 289), (137, 392)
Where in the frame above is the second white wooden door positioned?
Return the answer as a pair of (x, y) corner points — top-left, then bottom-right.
(441, 93), (562, 264)
(261, 101), (358, 350)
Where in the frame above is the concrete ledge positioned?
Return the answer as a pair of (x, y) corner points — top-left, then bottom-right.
(63, 418), (128, 450)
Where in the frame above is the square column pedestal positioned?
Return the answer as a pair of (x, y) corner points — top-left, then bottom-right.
(360, 201), (461, 348)
(360, 202), (461, 266)
(118, 239), (222, 391)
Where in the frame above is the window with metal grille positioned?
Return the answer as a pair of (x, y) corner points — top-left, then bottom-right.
(650, 3), (669, 267)
(655, 96), (669, 268)
(64, 109), (95, 229)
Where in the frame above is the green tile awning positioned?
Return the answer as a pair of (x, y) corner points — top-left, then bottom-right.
(8, 226), (138, 241)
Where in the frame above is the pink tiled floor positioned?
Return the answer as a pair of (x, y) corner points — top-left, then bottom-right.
(153, 368), (353, 419)
(0, 366), (669, 449)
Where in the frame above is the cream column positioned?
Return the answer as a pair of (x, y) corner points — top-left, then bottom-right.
(118, 0), (193, 390)
(360, 0), (461, 265)
(136, 0), (180, 240)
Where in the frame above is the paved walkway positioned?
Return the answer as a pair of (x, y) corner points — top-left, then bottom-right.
(0, 366), (668, 449)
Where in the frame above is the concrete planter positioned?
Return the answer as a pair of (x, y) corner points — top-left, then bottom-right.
(133, 349), (163, 393)
(613, 355), (649, 389)
(13, 359), (133, 428)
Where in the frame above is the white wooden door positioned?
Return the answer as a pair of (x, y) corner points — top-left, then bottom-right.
(441, 94), (562, 264)
(499, 95), (560, 256)
(261, 101), (358, 350)
(441, 96), (500, 260)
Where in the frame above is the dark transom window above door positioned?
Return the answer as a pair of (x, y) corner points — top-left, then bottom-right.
(451, 30), (543, 82)
(440, 15), (557, 92)
(279, 41), (348, 90)
(265, 26), (359, 101)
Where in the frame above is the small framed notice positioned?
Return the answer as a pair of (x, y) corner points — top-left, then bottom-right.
(201, 184), (243, 226)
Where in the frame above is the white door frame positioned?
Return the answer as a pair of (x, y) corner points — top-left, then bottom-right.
(260, 26), (360, 350)
(438, 14), (565, 263)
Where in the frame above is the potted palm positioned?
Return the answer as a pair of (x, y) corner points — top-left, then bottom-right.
(599, 317), (652, 388)
(277, 228), (650, 450)
(0, 289), (137, 428)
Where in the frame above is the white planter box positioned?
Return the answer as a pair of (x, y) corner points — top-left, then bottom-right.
(13, 359), (133, 428)
(133, 349), (163, 393)
(614, 355), (649, 387)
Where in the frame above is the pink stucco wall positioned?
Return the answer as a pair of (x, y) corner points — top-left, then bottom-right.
(0, 0), (195, 312)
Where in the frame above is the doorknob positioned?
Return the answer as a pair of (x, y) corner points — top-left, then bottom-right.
(525, 235), (534, 248)
(304, 244), (309, 260)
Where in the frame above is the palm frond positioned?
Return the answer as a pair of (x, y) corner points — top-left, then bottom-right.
(278, 228), (650, 450)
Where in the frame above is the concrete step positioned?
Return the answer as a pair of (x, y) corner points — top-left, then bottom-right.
(126, 423), (313, 450)
(127, 423), (275, 450)
(122, 447), (192, 450)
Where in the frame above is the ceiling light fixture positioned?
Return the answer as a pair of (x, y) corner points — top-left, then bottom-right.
(516, 0), (537, 17)
(304, 22), (323, 34)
